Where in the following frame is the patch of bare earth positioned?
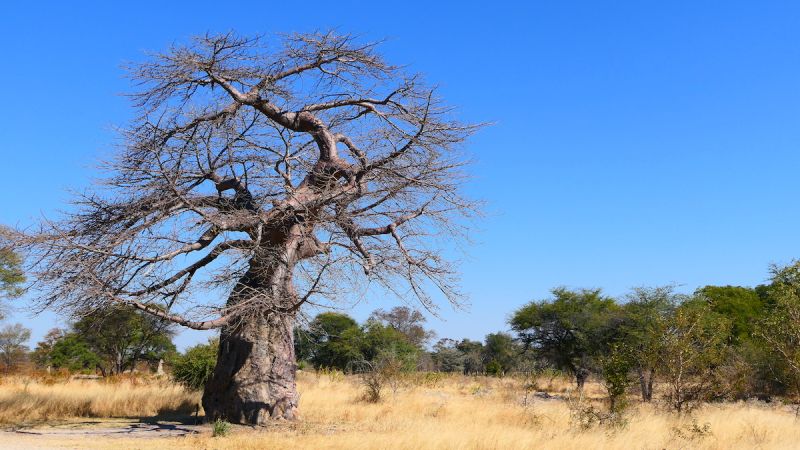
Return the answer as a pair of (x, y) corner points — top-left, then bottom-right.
(0, 418), (203, 449)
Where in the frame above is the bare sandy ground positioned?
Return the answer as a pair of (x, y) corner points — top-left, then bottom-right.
(0, 419), (202, 449)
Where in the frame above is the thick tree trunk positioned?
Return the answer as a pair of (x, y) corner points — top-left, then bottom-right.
(202, 310), (298, 424)
(199, 219), (324, 425)
(201, 230), (311, 425)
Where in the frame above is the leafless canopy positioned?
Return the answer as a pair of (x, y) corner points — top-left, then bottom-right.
(20, 32), (481, 330)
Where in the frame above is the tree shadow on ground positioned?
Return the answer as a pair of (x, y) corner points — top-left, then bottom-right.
(140, 411), (205, 426)
(12, 418), (204, 437)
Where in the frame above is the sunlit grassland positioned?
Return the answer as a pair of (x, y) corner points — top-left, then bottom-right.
(0, 371), (797, 449)
(0, 375), (198, 424)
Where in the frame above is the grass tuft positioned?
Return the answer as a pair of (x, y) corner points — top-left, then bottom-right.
(212, 418), (231, 437)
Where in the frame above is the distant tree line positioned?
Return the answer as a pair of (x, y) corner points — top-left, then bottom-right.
(505, 269), (800, 411)
(290, 261), (800, 410)
(293, 305), (529, 377)
(5, 305), (176, 375)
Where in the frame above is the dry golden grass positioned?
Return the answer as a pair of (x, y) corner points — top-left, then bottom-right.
(1, 372), (799, 449)
(0, 375), (199, 424)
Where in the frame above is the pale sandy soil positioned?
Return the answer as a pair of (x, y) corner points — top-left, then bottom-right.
(0, 418), (204, 449)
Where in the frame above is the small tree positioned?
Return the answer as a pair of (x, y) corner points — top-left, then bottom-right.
(690, 285), (773, 400)
(0, 323), (31, 373)
(599, 344), (633, 415)
(32, 328), (67, 368)
(368, 306), (435, 348)
(659, 302), (729, 413)
(620, 286), (681, 402)
(759, 261), (800, 401)
(510, 288), (622, 389)
(695, 285), (765, 345)
(482, 332), (519, 375)
(456, 339), (485, 374)
(73, 305), (176, 375)
(173, 338), (219, 390)
(47, 334), (101, 372)
(359, 321), (419, 369)
(431, 338), (464, 373)
(299, 312), (361, 370)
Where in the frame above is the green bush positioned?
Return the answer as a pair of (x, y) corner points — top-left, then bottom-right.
(172, 338), (218, 390)
(600, 345), (633, 415)
(486, 359), (503, 376)
(212, 418), (231, 437)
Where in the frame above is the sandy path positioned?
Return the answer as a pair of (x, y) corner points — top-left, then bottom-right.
(0, 419), (203, 449)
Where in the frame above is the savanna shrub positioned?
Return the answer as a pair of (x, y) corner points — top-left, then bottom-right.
(212, 418), (231, 437)
(355, 351), (412, 402)
(486, 359), (503, 376)
(600, 345), (633, 415)
(172, 338), (218, 390)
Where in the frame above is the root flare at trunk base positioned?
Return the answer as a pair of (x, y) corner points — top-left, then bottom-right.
(201, 312), (299, 425)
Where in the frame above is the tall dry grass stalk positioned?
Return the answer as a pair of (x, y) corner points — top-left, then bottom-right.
(2, 372), (799, 449)
(0, 376), (198, 423)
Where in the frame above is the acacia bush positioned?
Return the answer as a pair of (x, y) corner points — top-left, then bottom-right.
(355, 351), (413, 403)
(172, 339), (218, 391)
(659, 306), (728, 413)
(599, 345), (633, 416)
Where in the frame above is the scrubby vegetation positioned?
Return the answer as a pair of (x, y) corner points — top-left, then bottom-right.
(172, 338), (218, 391)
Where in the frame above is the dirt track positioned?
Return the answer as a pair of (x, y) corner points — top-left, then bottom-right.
(0, 419), (202, 449)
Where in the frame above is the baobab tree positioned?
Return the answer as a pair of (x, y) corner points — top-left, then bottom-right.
(16, 32), (480, 424)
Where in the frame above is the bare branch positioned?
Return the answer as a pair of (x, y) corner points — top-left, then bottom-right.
(19, 30), (481, 331)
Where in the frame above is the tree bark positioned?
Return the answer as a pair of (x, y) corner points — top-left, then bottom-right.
(202, 310), (298, 424)
(202, 237), (305, 424)
(638, 367), (655, 402)
(115, 351), (123, 375)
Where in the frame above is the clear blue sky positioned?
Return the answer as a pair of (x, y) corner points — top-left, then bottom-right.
(2, 1), (800, 350)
